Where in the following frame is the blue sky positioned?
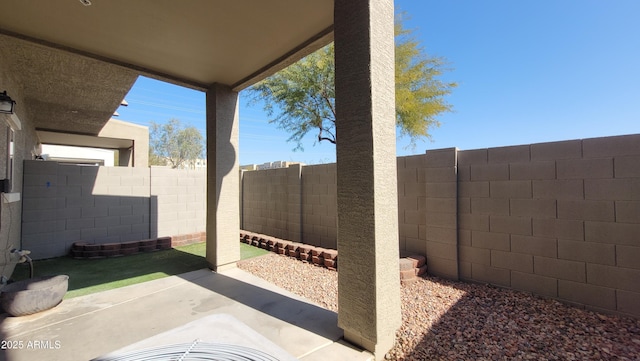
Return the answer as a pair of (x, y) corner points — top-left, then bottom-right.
(117, 0), (639, 166)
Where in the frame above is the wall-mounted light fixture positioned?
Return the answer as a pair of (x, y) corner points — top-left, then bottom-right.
(0, 91), (16, 114)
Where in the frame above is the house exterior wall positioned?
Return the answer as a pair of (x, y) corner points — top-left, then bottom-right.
(99, 119), (149, 167)
(0, 59), (40, 282)
(240, 134), (640, 318)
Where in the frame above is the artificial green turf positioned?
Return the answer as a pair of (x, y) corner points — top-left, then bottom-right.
(240, 242), (272, 259)
(11, 242), (268, 299)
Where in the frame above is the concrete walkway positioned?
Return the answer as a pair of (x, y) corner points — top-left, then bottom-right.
(0, 268), (372, 361)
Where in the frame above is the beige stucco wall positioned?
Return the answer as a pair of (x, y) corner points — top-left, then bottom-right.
(99, 118), (149, 167)
(205, 83), (240, 271)
(0, 55), (41, 281)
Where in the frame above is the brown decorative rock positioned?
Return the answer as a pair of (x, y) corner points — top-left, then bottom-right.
(322, 250), (338, 260)
(405, 254), (426, 268)
(120, 247), (138, 256)
(72, 241), (89, 252)
(71, 250), (84, 259)
(287, 243), (300, 258)
(324, 258), (336, 270)
(121, 241), (140, 249)
(399, 258), (415, 271)
(101, 243), (121, 251)
(83, 244), (101, 252)
(299, 246), (313, 262)
(157, 237), (172, 250)
(100, 250), (120, 257)
(311, 255), (324, 266)
(139, 239), (158, 247)
(275, 241), (287, 255)
(259, 237), (270, 249)
(401, 277), (419, 285)
(400, 269), (416, 280)
(415, 264), (428, 276)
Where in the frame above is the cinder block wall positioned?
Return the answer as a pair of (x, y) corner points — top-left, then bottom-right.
(286, 164), (303, 242)
(301, 164), (337, 248)
(397, 149), (458, 279)
(423, 148), (459, 279)
(23, 161), (151, 259)
(150, 167), (206, 239)
(241, 163), (337, 248)
(22, 162), (207, 260)
(241, 167), (290, 240)
(397, 154), (427, 255)
(458, 134), (640, 317)
(240, 133), (640, 318)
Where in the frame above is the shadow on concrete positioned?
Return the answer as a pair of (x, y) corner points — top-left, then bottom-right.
(179, 269), (342, 342)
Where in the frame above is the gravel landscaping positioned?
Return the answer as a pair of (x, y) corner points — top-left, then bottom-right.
(238, 253), (640, 361)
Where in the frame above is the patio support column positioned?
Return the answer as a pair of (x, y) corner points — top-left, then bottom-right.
(334, 0), (401, 358)
(205, 83), (240, 271)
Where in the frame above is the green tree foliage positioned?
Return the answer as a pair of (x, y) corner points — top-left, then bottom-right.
(149, 119), (204, 169)
(247, 14), (457, 150)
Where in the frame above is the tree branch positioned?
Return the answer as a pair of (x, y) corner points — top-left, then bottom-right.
(320, 90), (336, 122)
(318, 126), (336, 144)
(318, 136), (336, 144)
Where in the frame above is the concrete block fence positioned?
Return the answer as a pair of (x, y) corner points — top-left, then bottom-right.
(241, 134), (640, 318)
(455, 134), (640, 318)
(22, 162), (206, 260)
(20, 133), (640, 318)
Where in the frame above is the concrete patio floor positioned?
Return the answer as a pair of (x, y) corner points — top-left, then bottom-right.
(0, 267), (373, 361)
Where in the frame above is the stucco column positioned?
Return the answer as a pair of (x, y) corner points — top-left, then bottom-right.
(205, 83), (240, 271)
(334, 0), (401, 358)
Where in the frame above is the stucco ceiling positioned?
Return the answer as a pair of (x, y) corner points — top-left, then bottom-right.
(0, 34), (139, 135)
(0, 0), (334, 136)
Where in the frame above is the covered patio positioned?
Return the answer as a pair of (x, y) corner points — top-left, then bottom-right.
(1, 268), (371, 360)
(0, 0), (401, 359)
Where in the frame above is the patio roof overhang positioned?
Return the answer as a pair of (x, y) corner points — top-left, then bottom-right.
(1, 1), (403, 356)
(0, 0), (333, 135)
(36, 130), (133, 150)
